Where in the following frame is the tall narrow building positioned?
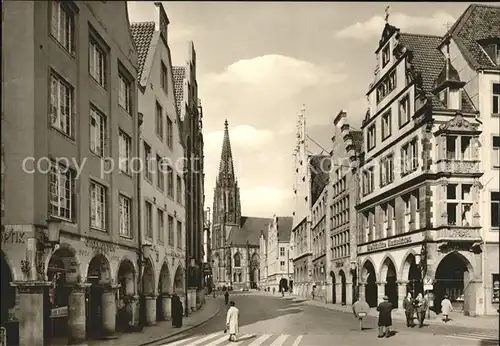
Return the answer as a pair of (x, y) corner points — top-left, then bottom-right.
(211, 120), (271, 290)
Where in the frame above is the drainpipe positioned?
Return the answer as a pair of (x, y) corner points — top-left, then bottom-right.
(137, 113), (144, 326)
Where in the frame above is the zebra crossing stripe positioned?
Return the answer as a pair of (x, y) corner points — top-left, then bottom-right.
(291, 335), (303, 346)
(181, 333), (221, 346)
(203, 334), (233, 346)
(247, 334), (273, 346)
(162, 334), (199, 345)
(270, 334), (289, 346)
(232, 334), (255, 345)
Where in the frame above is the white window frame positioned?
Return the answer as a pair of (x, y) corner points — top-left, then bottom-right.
(119, 131), (131, 174)
(50, 1), (74, 54)
(118, 74), (131, 113)
(280, 247), (285, 257)
(280, 261), (286, 271)
(167, 116), (173, 148)
(145, 201), (153, 239)
(382, 110), (392, 140)
(157, 209), (164, 242)
(156, 155), (165, 191)
(49, 162), (74, 221)
(144, 143), (153, 182)
(177, 220), (182, 249)
(167, 166), (174, 198)
(90, 107), (105, 157)
(445, 183), (473, 227)
(161, 62), (168, 93)
(382, 44), (391, 68)
(367, 125), (376, 150)
(90, 181), (106, 231)
(89, 40), (105, 87)
(50, 73), (74, 137)
(168, 215), (174, 245)
(176, 175), (182, 204)
(493, 83), (500, 115)
(156, 102), (163, 140)
(398, 95), (410, 127)
(119, 195), (131, 238)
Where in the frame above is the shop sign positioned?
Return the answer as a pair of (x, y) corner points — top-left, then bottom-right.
(50, 306), (68, 318)
(1, 228), (25, 244)
(166, 249), (185, 259)
(357, 232), (424, 254)
(84, 238), (116, 255)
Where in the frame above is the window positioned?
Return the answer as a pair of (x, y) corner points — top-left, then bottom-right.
(118, 74), (131, 112)
(167, 166), (174, 198)
(380, 154), (394, 186)
(493, 136), (500, 168)
(234, 253), (241, 267)
(446, 184), (473, 226)
(157, 209), (164, 242)
(50, 73), (74, 137)
(492, 192), (500, 228)
(90, 181), (106, 230)
(177, 220), (182, 249)
(376, 70), (397, 103)
(382, 110), (392, 140)
(484, 43), (500, 66)
(89, 40), (105, 87)
(280, 261), (286, 271)
(167, 116), (173, 148)
(439, 89), (448, 107)
(50, 1), (74, 53)
(49, 162), (75, 221)
(280, 247), (285, 257)
(168, 215), (174, 245)
(493, 84), (500, 114)
(156, 155), (165, 191)
(119, 195), (131, 237)
(362, 167), (375, 195)
(90, 107), (106, 156)
(119, 131), (131, 174)
(176, 175), (182, 203)
(493, 273), (500, 303)
(367, 124), (376, 150)
(161, 62), (168, 93)
(398, 95), (410, 127)
(156, 102), (163, 140)
(382, 44), (391, 68)
(144, 143), (152, 182)
(401, 139), (418, 175)
(145, 201), (153, 238)
(446, 136), (457, 160)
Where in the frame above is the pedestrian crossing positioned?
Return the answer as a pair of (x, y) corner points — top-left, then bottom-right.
(443, 330), (499, 344)
(161, 332), (305, 346)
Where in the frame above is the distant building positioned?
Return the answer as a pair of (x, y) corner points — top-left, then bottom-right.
(211, 120), (271, 290)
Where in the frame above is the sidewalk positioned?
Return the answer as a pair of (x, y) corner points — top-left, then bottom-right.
(86, 296), (223, 346)
(254, 291), (498, 332)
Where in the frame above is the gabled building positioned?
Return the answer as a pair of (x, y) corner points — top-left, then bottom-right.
(131, 2), (187, 324)
(356, 16), (485, 318)
(211, 121), (271, 290)
(329, 111), (363, 306)
(440, 4), (500, 315)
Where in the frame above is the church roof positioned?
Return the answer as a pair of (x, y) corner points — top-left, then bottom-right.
(217, 120), (236, 184)
(277, 217), (293, 242)
(227, 216), (272, 246)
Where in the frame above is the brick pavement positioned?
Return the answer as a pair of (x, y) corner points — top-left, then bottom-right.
(84, 295), (223, 346)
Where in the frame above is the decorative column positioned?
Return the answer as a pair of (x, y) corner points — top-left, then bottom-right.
(376, 281), (386, 304)
(188, 288), (196, 311)
(130, 295), (140, 328)
(346, 282), (353, 305)
(67, 283), (91, 345)
(161, 294), (172, 320)
(397, 281), (408, 311)
(144, 294), (158, 326)
(11, 281), (50, 346)
(359, 283), (366, 301)
(101, 285), (120, 339)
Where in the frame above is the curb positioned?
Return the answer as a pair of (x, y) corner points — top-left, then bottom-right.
(139, 299), (224, 346)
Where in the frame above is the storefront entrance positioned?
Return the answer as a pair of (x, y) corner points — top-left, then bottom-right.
(362, 260), (377, 307)
(330, 271), (336, 304)
(86, 254), (111, 339)
(435, 252), (471, 314)
(339, 270), (347, 305)
(381, 258), (398, 308)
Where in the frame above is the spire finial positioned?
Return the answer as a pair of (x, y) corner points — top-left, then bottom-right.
(224, 119), (228, 129)
(385, 6), (390, 24)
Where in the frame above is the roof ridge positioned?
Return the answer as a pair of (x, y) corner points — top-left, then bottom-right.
(130, 20), (156, 25)
(399, 32), (443, 39)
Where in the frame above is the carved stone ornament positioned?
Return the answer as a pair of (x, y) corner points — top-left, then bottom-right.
(439, 113), (479, 133)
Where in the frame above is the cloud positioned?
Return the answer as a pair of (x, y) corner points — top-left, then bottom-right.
(336, 11), (455, 40)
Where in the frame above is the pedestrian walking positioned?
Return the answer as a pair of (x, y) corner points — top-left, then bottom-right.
(415, 293), (428, 328)
(224, 290), (229, 305)
(225, 301), (239, 342)
(441, 295), (453, 323)
(403, 292), (415, 327)
(311, 286), (316, 300)
(171, 294), (184, 328)
(376, 296), (393, 338)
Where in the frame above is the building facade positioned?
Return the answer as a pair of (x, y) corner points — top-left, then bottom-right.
(172, 43), (206, 305)
(2, 1), (139, 344)
(356, 18), (487, 318)
(441, 4), (500, 315)
(329, 111), (363, 306)
(211, 121), (270, 290)
(264, 216), (293, 292)
(131, 2), (187, 325)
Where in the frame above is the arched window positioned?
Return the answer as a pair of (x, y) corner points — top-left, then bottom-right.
(234, 253), (241, 267)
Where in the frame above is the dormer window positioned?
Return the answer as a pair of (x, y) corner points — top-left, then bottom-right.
(482, 41), (500, 66)
(382, 44), (391, 68)
(439, 89), (448, 106)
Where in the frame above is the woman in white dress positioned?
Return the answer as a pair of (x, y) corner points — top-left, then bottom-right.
(226, 301), (239, 342)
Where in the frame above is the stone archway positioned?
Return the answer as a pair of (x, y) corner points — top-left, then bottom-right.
(174, 265), (185, 295)
(339, 270), (347, 305)
(157, 262), (171, 321)
(361, 260), (377, 308)
(401, 253), (422, 297)
(1, 251), (16, 345)
(380, 257), (398, 308)
(435, 252), (474, 314)
(250, 253), (259, 289)
(116, 258), (136, 331)
(330, 271), (336, 304)
(86, 253), (111, 338)
(142, 259), (155, 295)
(117, 258), (136, 297)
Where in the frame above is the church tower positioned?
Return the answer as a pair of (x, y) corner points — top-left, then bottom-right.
(212, 120), (242, 249)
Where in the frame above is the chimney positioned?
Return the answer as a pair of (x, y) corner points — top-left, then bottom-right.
(154, 2), (169, 44)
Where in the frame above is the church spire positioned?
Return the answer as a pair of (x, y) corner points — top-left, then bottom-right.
(217, 119), (235, 185)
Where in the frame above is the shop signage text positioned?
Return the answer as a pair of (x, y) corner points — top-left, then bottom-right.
(166, 249), (185, 259)
(84, 239), (116, 254)
(358, 233), (424, 254)
(1, 230), (25, 244)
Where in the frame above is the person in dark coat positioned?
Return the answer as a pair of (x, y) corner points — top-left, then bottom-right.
(171, 294), (184, 328)
(224, 290), (229, 305)
(376, 295), (393, 338)
(403, 292), (415, 327)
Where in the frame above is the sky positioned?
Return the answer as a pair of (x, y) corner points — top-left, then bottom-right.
(127, 1), (480, 219)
